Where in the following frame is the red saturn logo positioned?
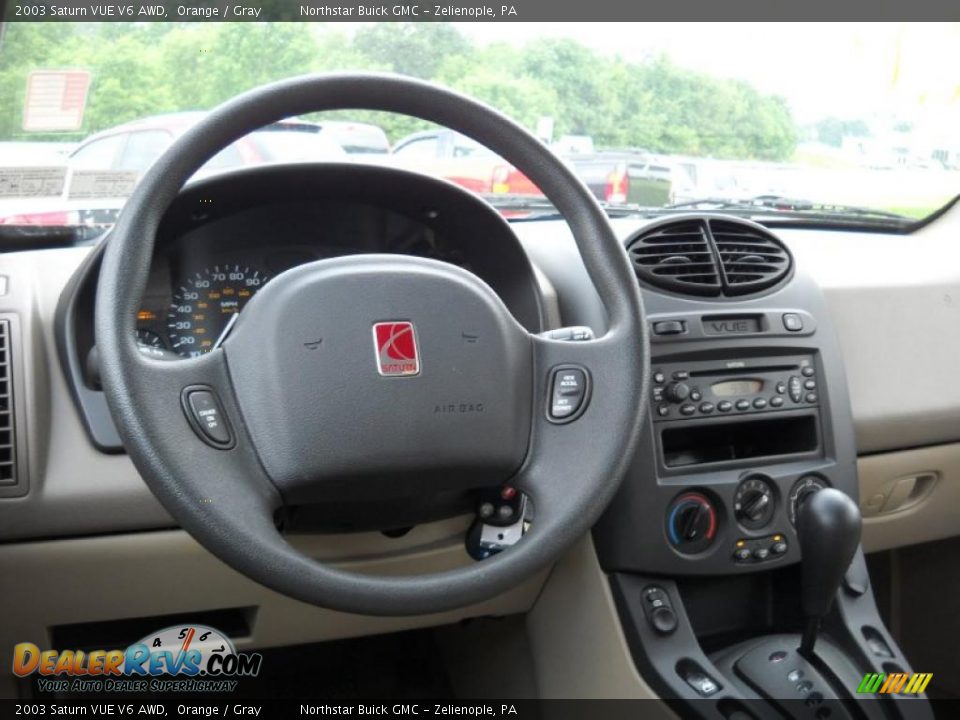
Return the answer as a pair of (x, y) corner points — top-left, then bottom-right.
(372, 321), (420, 377)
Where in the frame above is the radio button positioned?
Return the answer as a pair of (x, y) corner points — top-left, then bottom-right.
(801, 366), (815, 377)
(664, 382), (691, 402)
(804, 379), (816, 390)
(776, 381), (786, 394)
(735, 400), (750, 411)
(654, 371), (666, 384)
(805, 392), (818, 403)
(770, 396), (785, 408)
(680, 404), (696, 416)
(690, 390), (703, 402)
(699, 402), (715, 414)
(753, 398), (768, 409)
(717, 401), (733, 413)
(788, 376), (803, 403)
(672, 371), (690, 380)
(657, 405), (670, 417)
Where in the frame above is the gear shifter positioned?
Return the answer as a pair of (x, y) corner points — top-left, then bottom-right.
(796, 487), (861, 656)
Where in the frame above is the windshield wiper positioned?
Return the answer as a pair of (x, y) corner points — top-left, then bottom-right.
(665, 194), (910, 221)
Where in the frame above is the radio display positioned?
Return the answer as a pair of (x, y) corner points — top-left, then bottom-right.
(712, 379), (763, 397)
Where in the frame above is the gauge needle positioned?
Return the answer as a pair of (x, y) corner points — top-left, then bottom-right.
(212, 313), (239, 350)
(174, 627), (195, 674)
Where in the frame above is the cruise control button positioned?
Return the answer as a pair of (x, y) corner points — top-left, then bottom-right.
(184, 388), (233, 447)
(718, 401), (733, 412)
(549, 368), (588, 421)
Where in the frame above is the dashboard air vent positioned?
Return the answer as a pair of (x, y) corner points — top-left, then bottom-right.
(0, 320), (15, 485)
(626, 220), (721, 296)
(626, 216), (792, 298)
(709, 219), (792, 295)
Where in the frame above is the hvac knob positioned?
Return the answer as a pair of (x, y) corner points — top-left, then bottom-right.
(664, 382), (691, 402)
(666, 492), (718, 554)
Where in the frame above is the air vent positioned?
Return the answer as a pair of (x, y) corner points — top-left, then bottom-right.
(0, 320), (15, 485)
(626, 217), (792, 298)
(709, 220), (792, 295)
(626, 220), (721, 296)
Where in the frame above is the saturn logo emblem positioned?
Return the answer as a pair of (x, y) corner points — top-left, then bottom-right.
(372, 321), (420, 377)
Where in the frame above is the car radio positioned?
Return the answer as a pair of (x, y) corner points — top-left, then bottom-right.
(651, 354), (819, 422)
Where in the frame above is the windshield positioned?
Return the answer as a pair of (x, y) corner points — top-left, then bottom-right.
(0, 21), (957, 227)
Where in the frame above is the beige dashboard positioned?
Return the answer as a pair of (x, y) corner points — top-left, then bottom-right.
(0, 201), (958, 698)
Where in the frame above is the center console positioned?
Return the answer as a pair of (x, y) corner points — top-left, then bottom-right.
(593, 217), (931, 719)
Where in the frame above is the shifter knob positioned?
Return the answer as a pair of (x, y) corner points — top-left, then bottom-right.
(797, 488), (861, 654)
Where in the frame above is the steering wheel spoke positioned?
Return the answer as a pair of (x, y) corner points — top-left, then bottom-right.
(511, 331), (647, 536)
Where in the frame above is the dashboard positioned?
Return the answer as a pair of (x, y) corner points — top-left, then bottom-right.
(135, 199), (472, 359)
(56, 163), (547, 454)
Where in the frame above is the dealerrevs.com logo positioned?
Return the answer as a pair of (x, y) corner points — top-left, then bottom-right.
(13, 625), (262, 694)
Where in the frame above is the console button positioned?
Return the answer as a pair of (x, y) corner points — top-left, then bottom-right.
(804, 379), (817, 390)
(549, 368), (588, 420)
(653, 320), (686, 335)
(754, 547), (770, 560)
(788, 376), (803, 403)
(776, 381), (786, 394)
(717, 401), (733, 413)
(783, 313), (804, 332)
(805, 392), (818, 403)
(753, 398), (768, 409)
(684, 671), (720, 697)
(657, 404), (670, 417)
(653, 371), (666, 384)
(642, 586), (678, 635)
(735, 399), (750, 411)
(770, 396), (784, 408)
(184, 388), (233, 448)
(734, 547), (752, 561)
(690, 390), (703, 402)
(680, 404), (696, 416)
(672, 370), (690, 380)
(699, 402), (714, 414)
(772, 541), (788, 555)
(801, 366), (815, 377)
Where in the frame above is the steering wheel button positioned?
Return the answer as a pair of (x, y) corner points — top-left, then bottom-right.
(184, 389), (233, 447)
(548, 367), (589, 422)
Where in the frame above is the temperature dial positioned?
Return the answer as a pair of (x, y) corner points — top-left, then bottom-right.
(734, 475), (776, 530)
(788, 475), (830, 526)
(666, 492), (718, 554)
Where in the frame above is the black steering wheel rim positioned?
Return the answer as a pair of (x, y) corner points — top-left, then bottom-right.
(95, 72), (649, 616)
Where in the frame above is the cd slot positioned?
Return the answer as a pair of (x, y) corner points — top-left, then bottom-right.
(689, 364), (797, 378)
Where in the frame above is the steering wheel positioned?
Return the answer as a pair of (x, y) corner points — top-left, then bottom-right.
(95, 73), (649, 616)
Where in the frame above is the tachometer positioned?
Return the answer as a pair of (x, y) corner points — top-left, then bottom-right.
(167, 265), (268, 357)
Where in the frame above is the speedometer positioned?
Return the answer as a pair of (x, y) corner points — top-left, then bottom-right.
(167, 265), (268, 357)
